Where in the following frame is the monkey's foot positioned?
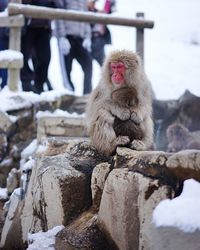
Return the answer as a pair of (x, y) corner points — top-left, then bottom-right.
(115, 136), (130, 146)
(131, 140), (146, 150)
(130, 112), (142, 124)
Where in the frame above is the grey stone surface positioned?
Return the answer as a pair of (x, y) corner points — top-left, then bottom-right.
(151, 226), (200, 250)
(91, 163), (112, 209)
(37, 116), (87, 142)
(98, 169), (173, 250)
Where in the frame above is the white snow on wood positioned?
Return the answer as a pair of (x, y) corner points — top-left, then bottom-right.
(0, 50), (23, 61)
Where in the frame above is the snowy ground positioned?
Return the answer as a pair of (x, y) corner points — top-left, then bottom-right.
(49, 0), (200, 99)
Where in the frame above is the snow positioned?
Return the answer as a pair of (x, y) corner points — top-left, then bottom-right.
(0, 87), (71, 112)
(21, 139), (37, 159)
(0, 49), (23, 61)
(36, 144), (48, 153)
(0, 10), (7, 17)
(27, 225), (64, 250)
(0, 188), (8, 200)
(21, 158), (35, 172)
(153, 179), (200, 233)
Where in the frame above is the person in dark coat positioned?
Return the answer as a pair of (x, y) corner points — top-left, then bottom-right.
(55, 0), (93, 95)
(21, 0), (63, 94)
(0, 0), (8, 89)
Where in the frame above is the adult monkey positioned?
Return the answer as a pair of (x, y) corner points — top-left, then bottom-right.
(86, 49), (154, 156)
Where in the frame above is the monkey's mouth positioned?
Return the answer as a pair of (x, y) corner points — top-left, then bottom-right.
(113, 76), (125, 86)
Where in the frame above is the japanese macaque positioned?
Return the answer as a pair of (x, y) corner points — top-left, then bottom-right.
(166, 123), (200, 152)
(86, 49), (154, 156)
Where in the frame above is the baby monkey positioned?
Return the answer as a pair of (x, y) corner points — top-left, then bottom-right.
(111, 87), (144, 142)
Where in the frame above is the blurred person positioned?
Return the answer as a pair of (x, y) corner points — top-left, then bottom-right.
(20, 0), (62, 94)
(87, 0), (116, 66)
(55, 0), (93, 95)
(0, 0), (8, 89)
(104, 0), (116, 14)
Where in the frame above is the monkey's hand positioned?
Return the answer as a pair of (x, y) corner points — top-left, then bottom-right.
(130, 111), (142, 125)
(114, 136), (130, 146)
(130, 140), (146, 150)
(111, 108), (131, 121)
(98, 109), (115, 125)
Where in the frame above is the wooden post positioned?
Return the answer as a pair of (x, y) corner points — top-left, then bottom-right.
(136, 12), (144, 64)
(7, 0), (22, 91)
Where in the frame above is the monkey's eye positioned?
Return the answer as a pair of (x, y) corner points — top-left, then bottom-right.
(110, 62), (125, 72)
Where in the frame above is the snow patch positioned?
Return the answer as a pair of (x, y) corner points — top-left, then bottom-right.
(153, 179), (200, 233)
(27, 225), (64, 250)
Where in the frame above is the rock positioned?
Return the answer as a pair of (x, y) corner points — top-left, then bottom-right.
(166, 149), (200, 181)
(0, 201), (6, 241)
(91, 163), (112, 209)
(37, 116), (87, 142)
(6, 168), (21, 195)
(0, 111), (16, 135)
(151, 226), (200, 250)
(0, 158), (14, 187)
(34, 93), (75, 113)
(20, 153), (91, 242)
(115, 147), (177, 189)
(0, 188), (23, 249)
(0, 132), (7, 162)
(19, 138), (107, 244)
(2, 95), (32, 113)
(98, 169), (173, 250)
(55, 210), (118, 250)
(66, 95), (88, 114)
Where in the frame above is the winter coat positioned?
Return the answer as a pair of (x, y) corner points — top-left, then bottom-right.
(55, 0), (91, 39)
(22, 0), (63, 29)
(0, 0), (7, 11)
(0, 0), (8, 38)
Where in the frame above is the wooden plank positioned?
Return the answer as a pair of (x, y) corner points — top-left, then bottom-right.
(0, 14), (24, 27)
(0, 51), (23, 68)
(8, 3), (154, 29)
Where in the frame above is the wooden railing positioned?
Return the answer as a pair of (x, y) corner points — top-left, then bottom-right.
(0, 1), (154, 91)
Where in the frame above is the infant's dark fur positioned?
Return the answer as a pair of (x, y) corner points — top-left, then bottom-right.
(112, 87), (144, 142)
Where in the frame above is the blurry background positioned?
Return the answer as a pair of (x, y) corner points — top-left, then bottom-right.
(49, 0), (200, 99)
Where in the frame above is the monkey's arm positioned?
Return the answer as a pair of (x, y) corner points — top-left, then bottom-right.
(104, 100), (131, 120)
(131, 115), (154, 150)
(89, 108), (130, 156)
(130, 83), (153, 123)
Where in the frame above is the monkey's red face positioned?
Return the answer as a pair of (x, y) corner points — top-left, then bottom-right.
(110, 62), (125, 86)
